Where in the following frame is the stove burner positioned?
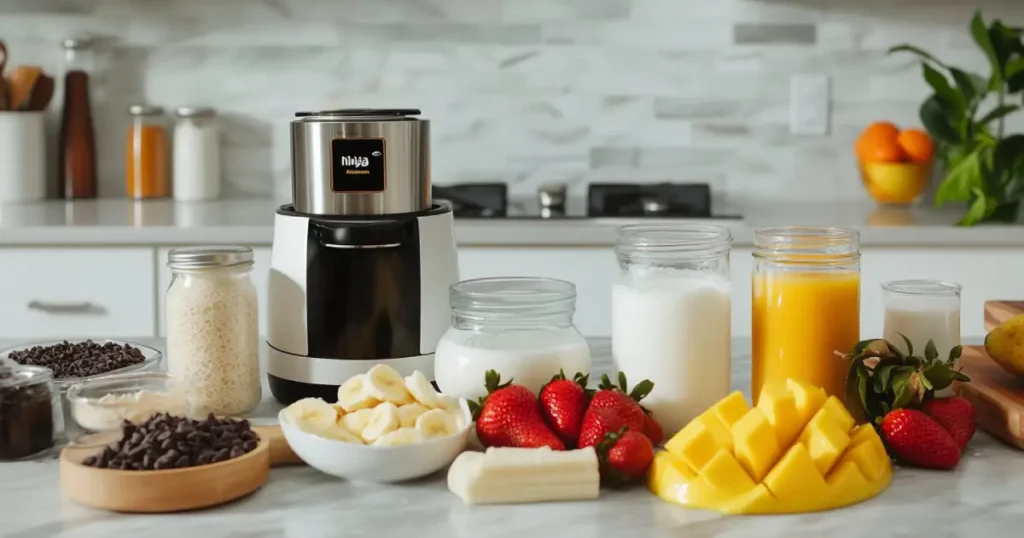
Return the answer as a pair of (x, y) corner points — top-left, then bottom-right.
(433, 183), (507, 217)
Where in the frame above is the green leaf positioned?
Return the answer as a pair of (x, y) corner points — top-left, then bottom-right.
(875, 364), (897, 392)
(857, 364), (870, 416)
(892, 368), (915, 409)
(922, 63), (965, 110)
(949, 345), (964, 363)
(918, 372), (934, 391)
(951, 370), (972, 382)
(971, 11), (1003, 83)
(897, 333), (914, 356)
(1006, 57), (1024, 93)
(949, 68), (988, 107)
(978, 105), (1021, 126)
(958, 187), (997, 226)
(936, 148), (984, 205)
(925, 340), (939, 361)
(923, 362), (955, 391)
(919, 94), (962, 145)
(887, 44), (948, 68)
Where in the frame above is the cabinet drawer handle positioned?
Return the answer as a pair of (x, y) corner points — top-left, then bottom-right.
(27, 300), (106, 314)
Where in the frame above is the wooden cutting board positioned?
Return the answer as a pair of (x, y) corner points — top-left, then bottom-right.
(984, 300), (1024, 332)
(953, 346), (1024, 449)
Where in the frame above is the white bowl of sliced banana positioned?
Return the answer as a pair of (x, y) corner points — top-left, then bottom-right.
(279, 364), (473, 483)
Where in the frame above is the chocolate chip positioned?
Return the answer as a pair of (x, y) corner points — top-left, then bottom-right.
(80, 413), (260, 471)
(6, 340), (146, 379)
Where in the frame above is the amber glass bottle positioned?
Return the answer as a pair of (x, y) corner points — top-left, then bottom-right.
(58, 38), (97, 199)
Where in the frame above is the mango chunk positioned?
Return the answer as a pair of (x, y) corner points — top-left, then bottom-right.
(710, 391), (750, 427)
(663, 418), (725, 473)
(731, 408), (781, 482)
(756, 383), (802, 448)
(647, 378), (892, 515)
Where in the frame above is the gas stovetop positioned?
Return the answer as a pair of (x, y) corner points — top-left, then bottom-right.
(432, 183), (741, 220)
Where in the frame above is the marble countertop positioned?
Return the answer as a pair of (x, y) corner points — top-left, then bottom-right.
(1, 198), (1023, 247)
(3, 337), (1024, 538)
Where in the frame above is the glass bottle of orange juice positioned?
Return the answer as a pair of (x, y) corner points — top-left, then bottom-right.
(751, 227), (860, 404)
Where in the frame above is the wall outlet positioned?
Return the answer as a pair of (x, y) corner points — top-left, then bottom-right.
(789, 74), (830, 136)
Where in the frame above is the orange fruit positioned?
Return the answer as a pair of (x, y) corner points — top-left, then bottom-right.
(896, 129), (935, 164)
(855, 122), (904, 163)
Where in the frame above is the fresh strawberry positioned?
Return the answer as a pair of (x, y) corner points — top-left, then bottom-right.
(539, 370), (592, 446)
(880, 409), (961, 470)
(596, 427), (654, 484)
(467, 370), (565, 450)
(922, 396), (976, 451)
(642, 414), (664, 446)
(577, 373), (653, 449)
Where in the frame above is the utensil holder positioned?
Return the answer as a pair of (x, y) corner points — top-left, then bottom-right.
(0, 111), (45, 202)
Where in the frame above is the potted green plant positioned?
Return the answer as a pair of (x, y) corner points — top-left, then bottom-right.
(889, 10), (1024, 225)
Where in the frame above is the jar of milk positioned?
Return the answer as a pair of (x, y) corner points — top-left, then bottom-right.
(165, 246), (261, 416)
(883, 280), (962, 360)
(612, 224), (733, 435)
(434, 277), (591, 401)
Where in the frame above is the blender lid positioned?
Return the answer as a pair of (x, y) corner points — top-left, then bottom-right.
(294, 108), (421, 119)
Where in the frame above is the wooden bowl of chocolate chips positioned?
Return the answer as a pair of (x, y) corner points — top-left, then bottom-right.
(60, 412), (302, 513)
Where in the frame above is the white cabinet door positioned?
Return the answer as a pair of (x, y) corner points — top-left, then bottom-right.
(157, 247), (273, 337)
(0, 248), (156, 339)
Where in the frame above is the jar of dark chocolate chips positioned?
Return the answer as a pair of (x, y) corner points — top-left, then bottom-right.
(0, 361), (57, 460)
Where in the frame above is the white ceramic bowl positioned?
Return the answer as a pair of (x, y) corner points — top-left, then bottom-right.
(278, 400), (473, 483)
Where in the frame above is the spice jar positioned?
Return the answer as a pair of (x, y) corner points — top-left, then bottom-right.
(752, 227), (860, 404)
(0, 360), (57, 460)
(173, 107), (221, 201)
(612, 224), (733, 435)
(434, 277), (591, 401)
(165, 246), (261, 416)
(125, 105), (169, 199)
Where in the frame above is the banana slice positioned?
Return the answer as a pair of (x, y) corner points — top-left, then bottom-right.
(415, 408), (457, 439)
(396, 402), (429, 428)
(435, 395), (465, 429)
(360, 401), (400, 442)
(284, 397), (337, 432)
(331, 403), (347, 421)
(365, 364), (414, 405)
(372, 427), (425, 447)
(317, 423), (364, 444)
(341, 407), (375, 436)
(336, 374), (380, 412)
(405, 370), (443, 409)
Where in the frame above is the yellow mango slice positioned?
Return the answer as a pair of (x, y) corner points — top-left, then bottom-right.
(730, 407), (781, 482)
(647, 378), (893, 515)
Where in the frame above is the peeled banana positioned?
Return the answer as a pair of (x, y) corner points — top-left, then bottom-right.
(281, 368), (466, 447)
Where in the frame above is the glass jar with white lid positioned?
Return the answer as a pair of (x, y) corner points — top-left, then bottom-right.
(165, 245), (261, 416)
(433, 277), (591, 401)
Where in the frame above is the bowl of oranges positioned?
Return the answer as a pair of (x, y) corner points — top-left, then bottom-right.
(855, 122), (935, 205)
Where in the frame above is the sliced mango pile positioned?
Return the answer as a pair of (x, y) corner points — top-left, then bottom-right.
(648, 379), (892, 514)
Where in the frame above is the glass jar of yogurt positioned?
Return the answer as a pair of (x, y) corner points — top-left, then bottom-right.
(612, 224), (733, 435)
(165, 246), (261, 416)
(434, 277), (591, 401)
(882, 279), (962, 358)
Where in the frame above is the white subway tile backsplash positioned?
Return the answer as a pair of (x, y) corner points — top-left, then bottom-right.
(5, 0), (1018, 200)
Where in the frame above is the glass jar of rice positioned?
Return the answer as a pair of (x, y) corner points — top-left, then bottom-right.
(165, 245), (261, 416)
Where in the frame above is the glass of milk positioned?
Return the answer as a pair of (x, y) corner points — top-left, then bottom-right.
(434, 277), (591, 401)
(612, 224), (732, 435)
(882, 279), (961, 360)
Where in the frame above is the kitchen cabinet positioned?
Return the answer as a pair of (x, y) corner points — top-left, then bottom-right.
(0, 248), (156, 339)
(458, 247), (1023, 339)
(156, 247), (273, 337)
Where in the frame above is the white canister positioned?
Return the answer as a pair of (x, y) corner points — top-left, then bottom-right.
(0, 111), (46, 202)
(172, 107), (221, 201)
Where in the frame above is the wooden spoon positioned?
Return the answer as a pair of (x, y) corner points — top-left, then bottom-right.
(60, 424), (304, 513)
(24, 73), (54, 111)
(7, 65), (42, 111)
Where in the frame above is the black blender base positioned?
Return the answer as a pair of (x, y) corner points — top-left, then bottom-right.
(268, 374), (441, 406)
